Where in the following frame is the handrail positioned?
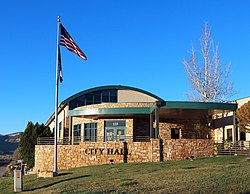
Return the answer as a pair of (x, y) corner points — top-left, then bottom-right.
(214, 140), (250, 157)
(37, 135), (150, 145)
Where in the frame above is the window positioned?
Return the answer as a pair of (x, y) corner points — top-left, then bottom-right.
(109, 90), (117, 102)
(58, 122), (62, 139)
(86, 94), (94, 105)
(240, 132), (246, 141)
(171, 128), (180, 139)
(73, 124), (81, 144)
(84, 123), (97, 142)
(117, 128), (125, 141)
(94, 92), (101, 104)
(227, 128), (232, 141)
(77, 95), (85, 107)
(101, 90), (109, 102)
(69, 89), (118, 109)
(74, 124), (81, 136)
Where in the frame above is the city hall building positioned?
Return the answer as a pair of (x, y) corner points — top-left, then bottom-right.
(35, 85), (237, 174)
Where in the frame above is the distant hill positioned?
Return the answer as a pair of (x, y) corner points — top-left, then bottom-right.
(0, 132), (23, 154)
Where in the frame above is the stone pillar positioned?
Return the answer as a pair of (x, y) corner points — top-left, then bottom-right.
(151, 138), (161, 162)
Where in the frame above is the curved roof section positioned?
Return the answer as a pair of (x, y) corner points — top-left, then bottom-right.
(61, 85), (165, 105)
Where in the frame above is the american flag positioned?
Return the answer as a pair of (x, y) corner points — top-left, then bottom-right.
(58, 48), (63, 83)
(59, 24), (87, 61)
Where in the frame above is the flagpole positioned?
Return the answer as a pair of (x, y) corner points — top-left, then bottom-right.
(53, 15), (61, 176)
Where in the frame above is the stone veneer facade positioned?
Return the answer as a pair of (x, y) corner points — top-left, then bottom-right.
(35, 138), (214, 176)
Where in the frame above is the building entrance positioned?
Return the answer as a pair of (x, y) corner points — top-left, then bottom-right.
(105, 120), (126, 142)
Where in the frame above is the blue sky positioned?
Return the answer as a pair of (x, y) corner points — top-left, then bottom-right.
(0, 0), (249, 135)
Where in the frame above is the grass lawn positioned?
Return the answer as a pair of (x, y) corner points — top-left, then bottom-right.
(1, 156), (250, 193)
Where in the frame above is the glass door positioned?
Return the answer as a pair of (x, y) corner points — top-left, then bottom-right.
(106, 128), (115, 141)
(105, 120), (126, 142)
(116, 128), (125, 141)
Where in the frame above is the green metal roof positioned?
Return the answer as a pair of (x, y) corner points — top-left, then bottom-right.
(162, 101), (237, 111)
(61, 85), (165, 104)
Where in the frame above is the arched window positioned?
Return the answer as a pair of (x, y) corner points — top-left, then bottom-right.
(69, 89), (117, 109)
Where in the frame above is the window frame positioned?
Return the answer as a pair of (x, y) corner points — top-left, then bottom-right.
(171, 128), (180, 139)
(84, 122), (97, 142)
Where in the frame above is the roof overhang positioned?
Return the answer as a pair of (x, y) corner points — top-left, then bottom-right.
(68, 101), (237, 120)
(162, 101), (237, 111)
(159, 101), (237, 120)
(69, 107), (154, 117)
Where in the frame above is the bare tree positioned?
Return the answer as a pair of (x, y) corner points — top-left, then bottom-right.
(183, 22), (234, 102)
(237, 100), (250, 132)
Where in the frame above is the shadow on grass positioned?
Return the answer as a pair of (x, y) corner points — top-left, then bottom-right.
(24, 174), (91, 192)
(182, 166), (197, 170)
(57, 172), (73, 176)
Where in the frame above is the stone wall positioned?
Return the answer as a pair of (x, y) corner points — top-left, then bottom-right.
(35, 138), (213, 174)
(35, 140), (158, 173)
(162, 139), (214, 160)
(159, 123), (183, 139)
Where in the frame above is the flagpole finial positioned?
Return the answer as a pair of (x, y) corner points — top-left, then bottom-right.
(57, 16), (60, 22)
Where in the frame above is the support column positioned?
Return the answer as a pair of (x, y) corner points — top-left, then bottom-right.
(150, 113), (153, 138)
(69, 116), (72, 144)
(222, 126), (225, 142)
(222, 111), (225, 143)
(155, 106), (159, 138)
(71, 117), (74, 145)
(233, 110), (237, 143)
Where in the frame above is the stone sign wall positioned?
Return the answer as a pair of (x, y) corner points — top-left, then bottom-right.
(35, 139), (160, 173)
(35, 138), (214, 176)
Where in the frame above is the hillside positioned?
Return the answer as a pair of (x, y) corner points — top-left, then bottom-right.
(0, 132), (23, 154)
